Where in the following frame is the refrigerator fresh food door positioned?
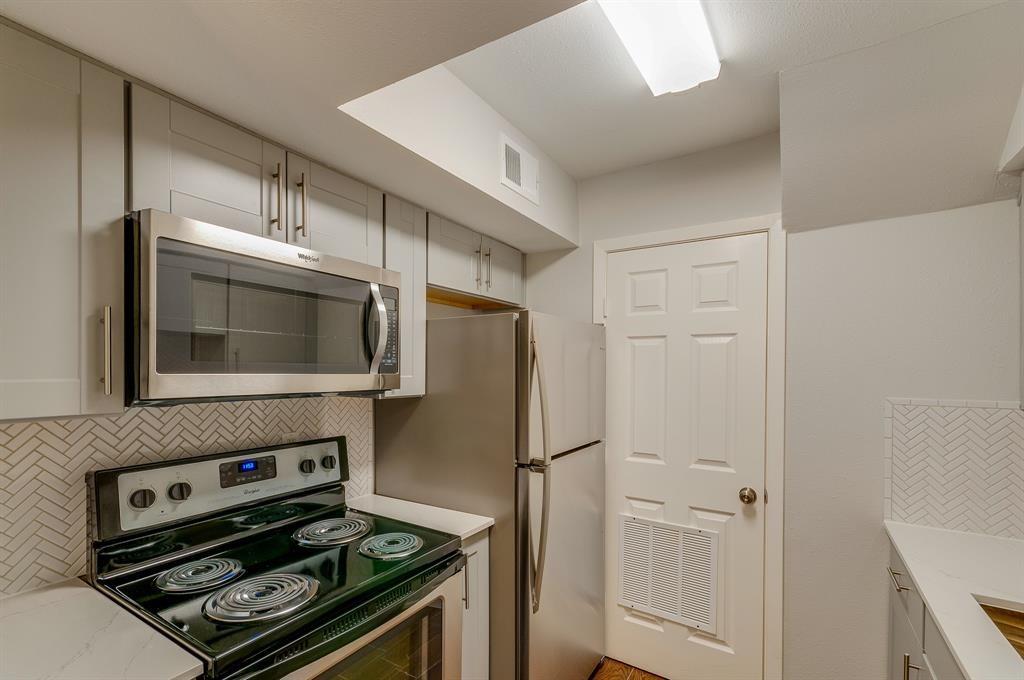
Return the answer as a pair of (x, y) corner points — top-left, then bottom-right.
(521, 312), (605, 465)
(523, 442), (605, 680)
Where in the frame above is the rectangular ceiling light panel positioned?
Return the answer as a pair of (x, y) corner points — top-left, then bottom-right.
(596, 0), (720, 96)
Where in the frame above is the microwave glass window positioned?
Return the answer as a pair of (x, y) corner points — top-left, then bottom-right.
(155, 238), (372, 375)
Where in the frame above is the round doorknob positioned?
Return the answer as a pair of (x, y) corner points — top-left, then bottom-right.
(739, 487), (758, 504)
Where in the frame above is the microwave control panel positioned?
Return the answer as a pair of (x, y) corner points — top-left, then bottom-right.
(380, 292), (399, 374)
(380, 286), (399, 372)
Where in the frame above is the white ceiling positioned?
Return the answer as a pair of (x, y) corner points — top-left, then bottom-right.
(781, 1), (1024, 231)
(0, 0), (583, 251)
(447, 0), (1009, 179)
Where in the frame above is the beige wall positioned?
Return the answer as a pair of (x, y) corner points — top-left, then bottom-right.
(784, 199), (1020, 679)
(524, 133), (781, 321)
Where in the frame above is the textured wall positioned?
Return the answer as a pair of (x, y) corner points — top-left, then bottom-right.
(884, 398), (1024, 539)
(0, 396), (372, 595)
(785, 199), (1020, 680)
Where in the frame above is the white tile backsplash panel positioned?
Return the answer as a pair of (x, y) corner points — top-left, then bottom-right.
(883, 398), (1024, 539)
(0, 396), (372, 595)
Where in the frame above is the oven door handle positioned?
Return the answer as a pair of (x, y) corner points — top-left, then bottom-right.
(368, 283), (388, 376)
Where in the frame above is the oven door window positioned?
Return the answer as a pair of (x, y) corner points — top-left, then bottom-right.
(155, 238), (372, 375)
(311, 599), (443, 680)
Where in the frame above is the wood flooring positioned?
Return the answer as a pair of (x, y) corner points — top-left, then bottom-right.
(590, 657), (666, 680)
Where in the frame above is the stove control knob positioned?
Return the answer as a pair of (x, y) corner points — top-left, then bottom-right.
(167, 481), (193, 502)
(128, 488), (156, 510)
(299, 458), (317, 474)
(321, 455), (337, 470)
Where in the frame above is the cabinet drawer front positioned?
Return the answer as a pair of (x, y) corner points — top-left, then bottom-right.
(890, 545), (925, 644)
(924, 611), (966, 680)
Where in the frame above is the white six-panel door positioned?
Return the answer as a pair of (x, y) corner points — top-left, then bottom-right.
(605, 233), (768, 680)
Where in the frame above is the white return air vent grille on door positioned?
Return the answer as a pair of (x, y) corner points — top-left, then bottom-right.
(500, 133), (539, 204)
(619, 514), (719, 633)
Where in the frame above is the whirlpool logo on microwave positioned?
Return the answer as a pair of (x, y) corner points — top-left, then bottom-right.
(298, 253), (320, 263)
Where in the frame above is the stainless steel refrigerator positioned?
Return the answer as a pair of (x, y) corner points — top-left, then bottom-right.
(374, 310), (605, 680)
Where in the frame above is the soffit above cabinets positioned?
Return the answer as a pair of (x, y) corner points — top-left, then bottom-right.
(446, 0), (1007, 179)
(0, 0), (583, 253)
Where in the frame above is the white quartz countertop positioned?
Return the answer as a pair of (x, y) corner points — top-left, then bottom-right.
(885, 521), (1024, 680)
(348, 494), (493, 541)
(0, 577), (202, 680)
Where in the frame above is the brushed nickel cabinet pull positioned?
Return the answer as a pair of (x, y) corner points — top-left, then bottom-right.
(486, 248), (492, 289)
(888, 566), (911, 593)
(475, 248), (482, 287)
(271, 162), (283, 230)
(100, 305), (112, 396)
(296, 172), (308, 237)
(903, 653), (921, 680)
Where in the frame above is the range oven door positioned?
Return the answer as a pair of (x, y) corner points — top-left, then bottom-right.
(126, 209), (400, 404)
(277, 568), (463, 680)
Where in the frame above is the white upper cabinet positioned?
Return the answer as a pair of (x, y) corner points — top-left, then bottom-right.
(0, 26), (124, 420)
(427, 214), (523, 305)
(481, 236), (523, 305)
(286, 152), (383, 266)
(131, 87), (266, 236)
(382, 195), (427, 398)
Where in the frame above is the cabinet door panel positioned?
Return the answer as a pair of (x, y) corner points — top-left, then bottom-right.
(383, 195), (426, 398)
(288, 154), (382, 265)
(890, 595), (925, 680)
(462, 532), (490, 680)
(80, 62), (125, 415)
(482, 237), (522, 305)
(132, 87), (263, 234)
(427, 214), (482, 295)
(0, 32), (81, 419)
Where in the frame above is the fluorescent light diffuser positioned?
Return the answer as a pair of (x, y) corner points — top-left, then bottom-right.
(596, 0), (720, 96)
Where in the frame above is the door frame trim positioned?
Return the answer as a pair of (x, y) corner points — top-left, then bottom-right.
(593, 213), (785, 680)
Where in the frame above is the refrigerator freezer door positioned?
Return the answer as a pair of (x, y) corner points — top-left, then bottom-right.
(525, 313), (605, 463)
(525, 442), (605, 680)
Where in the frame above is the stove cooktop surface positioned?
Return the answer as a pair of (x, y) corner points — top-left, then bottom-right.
(95, 492), (460, 675)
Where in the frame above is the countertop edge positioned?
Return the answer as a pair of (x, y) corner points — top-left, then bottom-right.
(884, 520), (1024, 680)
(347, 493), (494, 541)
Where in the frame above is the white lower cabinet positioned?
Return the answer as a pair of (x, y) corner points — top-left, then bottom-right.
(461, 531), (490, 680)
(0, 26), (124, 420)
(382, 195), (426, 398)
(888, 544), (964, 680)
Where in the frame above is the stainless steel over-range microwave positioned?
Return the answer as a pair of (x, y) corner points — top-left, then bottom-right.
(125, 209), (400, 405)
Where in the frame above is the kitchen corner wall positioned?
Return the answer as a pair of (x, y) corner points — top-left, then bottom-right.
(0, 397), (372, 596)
(785, 199), (1020, 680)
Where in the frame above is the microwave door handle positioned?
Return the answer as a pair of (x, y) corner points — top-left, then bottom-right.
(368, 283), (388, 375)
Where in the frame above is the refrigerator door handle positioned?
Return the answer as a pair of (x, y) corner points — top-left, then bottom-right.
(530, 330), (553, 613)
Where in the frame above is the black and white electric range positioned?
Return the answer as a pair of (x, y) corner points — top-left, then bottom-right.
(86, 436), (465, 680)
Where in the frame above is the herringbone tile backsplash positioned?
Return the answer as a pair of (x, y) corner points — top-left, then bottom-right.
(883, 398), (1024, 539)
(0, 397), (372, 595)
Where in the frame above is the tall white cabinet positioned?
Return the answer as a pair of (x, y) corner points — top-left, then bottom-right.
(0, 26), (124, 420)
(383, 195), (427, 398)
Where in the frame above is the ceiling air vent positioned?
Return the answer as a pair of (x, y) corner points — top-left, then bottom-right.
(500, 133), (539, 205)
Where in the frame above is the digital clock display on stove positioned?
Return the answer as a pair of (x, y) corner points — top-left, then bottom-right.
(219, 455), (277, 488)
